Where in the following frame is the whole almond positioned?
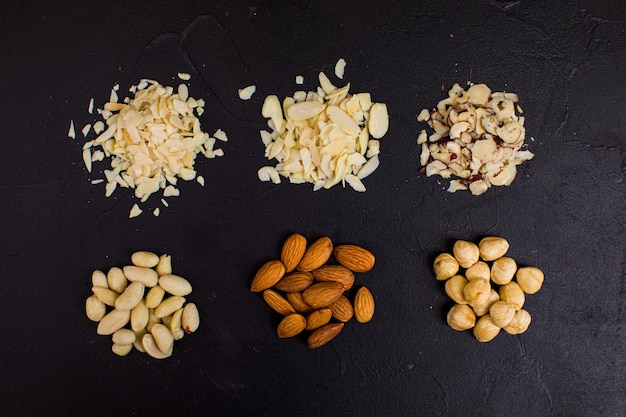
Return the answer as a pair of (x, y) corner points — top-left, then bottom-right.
(277, 313), (306, 338)
(263, 289), (296, 316)
(312, 265), (355, 290)
(303, 281), (345, 309)
(251, 260), (286, 292)
(329, 295), (354, 322)
(305, 308), (333, 331)
(281, 233), (307, 272)
(286, 292), (313, 314)
(333, 245), (375, 273)
(353, 286), (375, 323)
(307, 322), (344, 349)
(297, 237), (333, 271)
(274, 271), (314, 292)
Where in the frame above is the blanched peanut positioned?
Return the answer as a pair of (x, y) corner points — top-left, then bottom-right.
(107, 267), (127, 293)
(123, 265), (158, 287)
(92, 287), (119, 307)
(115, 282), (145, 311)
(155, 296), (186, 318)
(181, 303), (200, 334)
(97, 309), (131, 335)
(91, 270), (108, 288)
(158, 274), (192, 296)
(145, 285), (165, 308)
(151, 323), (174, 355)
(130, 300), (149, 332)
(112, 343), (133, 357)
(142, 334), (172, 359)
(86, 295), (106, 322)
(112, 328), (136, 345)
(155, 254), (172, 276)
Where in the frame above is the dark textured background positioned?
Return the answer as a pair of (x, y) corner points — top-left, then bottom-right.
(0, 1), (624, 416)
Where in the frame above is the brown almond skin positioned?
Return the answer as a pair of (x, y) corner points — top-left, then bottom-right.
(297, 237), (333, 272)
(312, 265), (355, 290)
(353, 286), (375, 323)
(333, 245), (375, 273)
(263, 289), (296, 316)
(277, 313), (306, 338)
(274, 271), (314, 292)
(281, 233), (307, 273)
(307, 322), (344, 349)
(251, 260), (286, 292)
(302, 281), (345, 309)
(305, 308), (333, 331)
(329, 295), (354, 322)
(286, 292), (313, 314)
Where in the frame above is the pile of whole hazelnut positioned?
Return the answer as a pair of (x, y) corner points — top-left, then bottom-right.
(433, 236), (544, 342)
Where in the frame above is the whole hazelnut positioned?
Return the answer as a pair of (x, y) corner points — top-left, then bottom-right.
(445, 275), (468, 305)
(499, 282), (525, 311)
(503, 309), (532, 335)
(453, 240), (480, 268)
(489, 300), (515, 328)
(471, 289), (500, 316)
(490, 257), (517, 285)
(515, 266), (544, 294)
(473, 315), (501, 342)
(463, 277), (491, 306)
(466, 261), (490, 281)
(447, 304), (476, 331)
(478, 236), (510, 261)
(433, 253), (459, 281)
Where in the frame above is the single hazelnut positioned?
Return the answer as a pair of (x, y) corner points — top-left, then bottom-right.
(478, 236), (510, 261)
(433, 253), (459, 281)
(515, 266), (544, 294)
(499, 282), (525, 311)
(447, 304), (476, 331)
(453, 240), (480, 268)
(490, 257), (517, 285)
(489, 301), (515, 328)
(471, 289), (500, 316)
(445, 275), (468, 305)
(503, 309), (532, 335)
(466, 261), (490, 281)
(463, 278), (491, 306)
(473, 315), (501, 342)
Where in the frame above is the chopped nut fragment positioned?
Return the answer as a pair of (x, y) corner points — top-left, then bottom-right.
(178, 72), (191, 81)
(129, 204), (142, 218)
(238, 85), (256, 100)
(334, 58), (346, 79)
(68, 120), (76, 139)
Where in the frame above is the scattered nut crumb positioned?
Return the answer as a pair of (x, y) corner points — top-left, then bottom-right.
(295, 75), (304, 85)
(178, 72), (191, 81)
(238, 85), (256, 100)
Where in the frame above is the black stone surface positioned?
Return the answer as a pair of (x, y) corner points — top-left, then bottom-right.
(0, 1), (624, 416)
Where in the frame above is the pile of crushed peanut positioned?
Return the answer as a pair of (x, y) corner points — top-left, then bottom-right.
(69, 74), (228, 218)
(417, 83), (534, 195)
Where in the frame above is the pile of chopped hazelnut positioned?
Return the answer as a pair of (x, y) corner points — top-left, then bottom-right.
(417, 83), (534, 196)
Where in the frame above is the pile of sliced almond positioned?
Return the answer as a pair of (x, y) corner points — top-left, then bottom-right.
(257, 64), (389, 192)
(251, 233), (376, 348)
(86, 251), (199, 358)
(70, 74), (228, 218)
(417, 83), (535, 195)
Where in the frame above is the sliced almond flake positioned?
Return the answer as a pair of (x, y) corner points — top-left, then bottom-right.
(81, 123), (92, 137)
(178, 84), (189, 102)
(238, 85), (256, 100)
(110, 88), (118, 103)
(178, 72), (191, 81)
(345, 174), (366, 192)
(318, 72), (336, 95)
(161, 198), (169, 207)
(88, 98), (94, 114)
(68, 120), (76, 139)
(334, 58), (347, 79)
(91, 179), (104, 185)
(213, 149), (224, 157)
(153, 207), (160, 217)
(129, 204), (142, 218)
(197, 175), (205, 186)
(82, 149), (92, 173)
(356, 155), (379, 179)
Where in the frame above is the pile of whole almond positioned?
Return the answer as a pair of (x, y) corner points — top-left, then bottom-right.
(86, 251), (199, 358)
(433, 237), (544, 342)
(251, 233), (376, 349)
